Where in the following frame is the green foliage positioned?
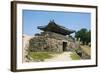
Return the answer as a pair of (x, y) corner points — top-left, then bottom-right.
(28, 52), (53, 61)
(86, 30), (91, 45)
(70, 52), (80, 60)
(74, 48), (81, 51)
(75, 28), (91, 45)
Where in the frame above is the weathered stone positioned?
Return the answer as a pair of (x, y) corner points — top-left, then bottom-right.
(28, 31), (80, 53)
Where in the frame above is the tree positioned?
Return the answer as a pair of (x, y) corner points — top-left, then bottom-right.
(75, 28), (91, 45)
(85, 30), (91, 45)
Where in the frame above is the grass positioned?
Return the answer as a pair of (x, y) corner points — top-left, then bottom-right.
(28, 52), (55, 61)
(70, 52), (80, 60)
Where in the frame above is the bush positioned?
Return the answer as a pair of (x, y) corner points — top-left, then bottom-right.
(70, 52), (80, 60)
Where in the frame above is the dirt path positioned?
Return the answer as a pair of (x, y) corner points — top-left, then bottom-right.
(45, 52), (72, 62)
(81, 45), (91, 56)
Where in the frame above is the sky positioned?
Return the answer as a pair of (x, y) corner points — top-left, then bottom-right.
(22, 10), (91, 37)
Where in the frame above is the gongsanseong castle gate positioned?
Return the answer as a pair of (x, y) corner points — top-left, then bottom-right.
(29, 20), (76, 52)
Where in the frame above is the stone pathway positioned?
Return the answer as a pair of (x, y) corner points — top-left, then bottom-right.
(45, 52), (72, 62)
